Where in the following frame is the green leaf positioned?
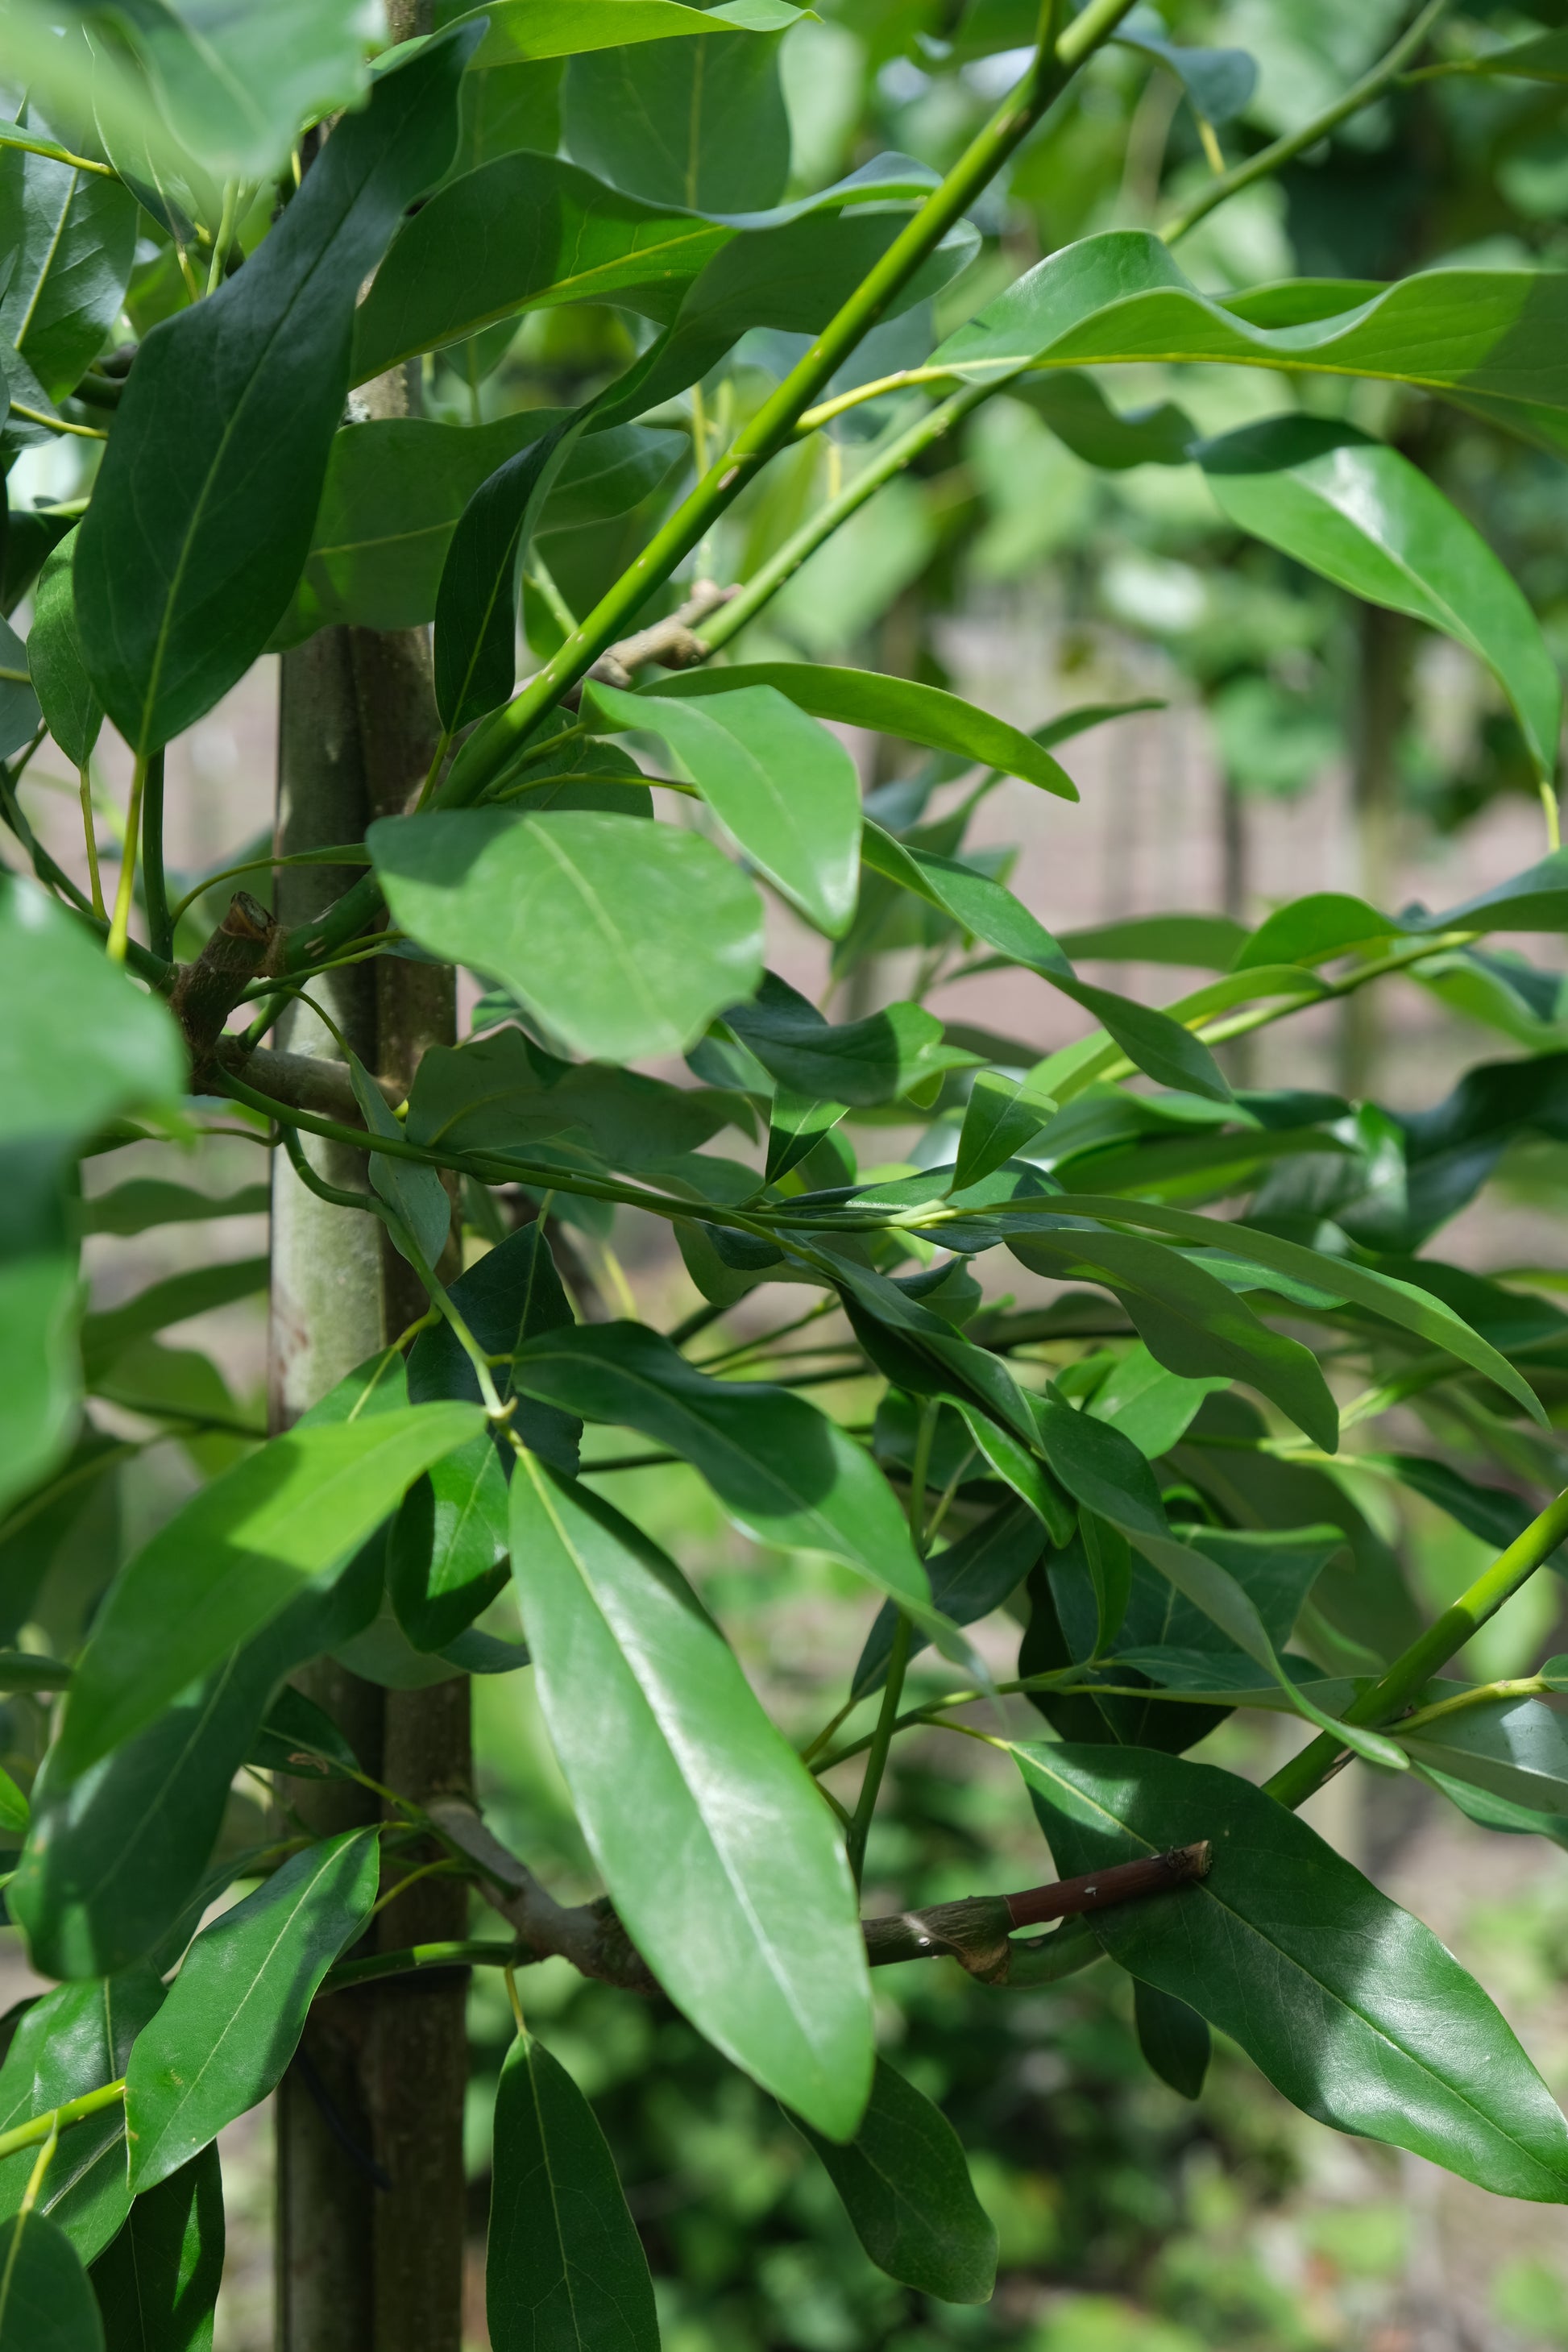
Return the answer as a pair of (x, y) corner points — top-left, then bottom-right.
(790, 2057), (997, 2303)
(409, 1221), (581, 1475)
(345, 1056), (450, 1271)
(13, 1560), (382, 1981)
(0, 1968), (164, 2264)
(57, 1403), (484, 1774)
(486, 2029), (658, 2352)
(2, 881), (185, 1151)
(1056, 914), (1249, 968)
(91, 2144), (222, 2352)
(1014, 371), (1195, 471)
(647, 666), (1079, 799)
(509, 1320), (934, 1621)
(125, 1828), (380, 2192)
(723, 970), (976, 1107)
(0, 2207), (102, 2351)
(0, 1766), (28, 1838)
(409, 1028), (745, 1176)
(247, 1683), (363, 1782)
(27, 533), (102, 769)
(0, 614), (40, 759)
(74, 31), (478, 754)
(457, 0), (807, 69)
(1002, 1195), (1547, 1427)
(929, 230), (1568, 446)
(1200, 419), (1562, 782)
(370, 811), (765, 1064)
(1015, 1743), (1568, 2199)
(1114, 12), (1257, 122)
(588, 681), (861, 935)
(564, 25), (789, 212)
(1083, 1344), (1226, 1458)
(80, 1259), (270, 1385)
(947, 1399), (1074, 1545)
(1424, 29), (1568, 81)
(1009, 1227), (1338, 1451)
(275, 412), (682, 642)
(435, 422), (578, 731)
(510, 1455), (873, 2136)
(765, 1091), (848, 1185)
(954, 1070), (1057, 1190)
(0, 118), (137, 403)
(852, 1502), (1045, 1702)
(1400, 1691), (1568, 1818)
(1133, 1981), (1210, 2101)
(77, 1182), (270, 1239)
(388, 1434), (509, 1653)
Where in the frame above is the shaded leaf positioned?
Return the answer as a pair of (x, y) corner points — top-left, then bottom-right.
(790, 2057), (997, 2303)
(1134, 1981), (1210, 2101)
(27, 532), (102, 768)
(852, 1501), (1045, 1702)
(91, 2143), (222, 2352)
(0, 1968), (164, 2263)
(436, 422), (578, 730)
(0, 2206), (102, 2351)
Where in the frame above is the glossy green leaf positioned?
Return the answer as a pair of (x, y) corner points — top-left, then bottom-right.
(0, 2206), (102, 2351)
(247, 1683), (363, 1782)
(57, 1403), (483, 1774)
(649, 666), (1079, 799)
(765, 1091), (849, 1185)
(948, 1399), (1074, 1544)
(722, 969), (976, 1106)
(389, 1434), (509, 1653)
(458, 0), (806, 68)
(275, 413), (682, 641)
(929, 230), (1568, 443)
(0, 1968), (164, 2263)
(0, 118), (137, 403)
(1200, 419), (1561, 781)
(27, 533), (102, 769)
(486, 2029), (658, 2352)
(1133, 1981), (1210, 2101)
(75, 31), (477, 754)
(1008, 1227), (1338, 1451)
(852, 1501), (1044, 1702)
(0, 1766), (27, 1838)
(954, 1070), (1057, 1190)
(436, 424), (577, 731)
(1015, 371), (1195, 470)
(510, 1456), (873, 2136)
(346, 1056), (450, 1271)
(14, 1560), (380, 1981)
(1016, 1743), (1568, 2199)
(371, 811), (765, 1064)
(589, 681), (861, 935)
(408, 1028), (744, 1180)
(1082, 1344), (1226, 1459)
(1056, 913), (1249, 967)
(409, 1221), (581, 1475)
(791, 2057), (997, 2303)
(91, 2144), (222, 2352)
(509, 1320), (933, 1619)
(125, 1827), (380, 2191)
(564, 25), (789, 212)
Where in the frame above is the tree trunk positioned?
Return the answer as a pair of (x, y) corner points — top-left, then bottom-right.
(271, 15), (469, 2325)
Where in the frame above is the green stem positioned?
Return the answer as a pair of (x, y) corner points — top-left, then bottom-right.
(1395, 1676), (1548, 1737)
(0, 2080), (124, 2166)
(140, 749), (172, 960)
(1263, 1484), (1568, 1809)
(0, 127), (116, 176)
(106, 755), (148, 964)
(845, 1615), (912, 1887)
(699, 384), (993, 654)
(1160, 0), (1456, 243)
(78, 764), (105, 921)
(321, 1940), (526, 1997)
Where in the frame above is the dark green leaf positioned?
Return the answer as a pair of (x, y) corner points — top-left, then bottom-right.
(14, 1561), (381, 1981)
(1200, 419), (1561, 782)
(77, 1183), (270, 1239)
(388, 1434), (509, 1653)
(246, 1682), (361, 1782)
(1133, 1981), (1210, 2101)
(436, 423), (578, 730)
(510, 1456), (872, 2136)
(27, 533), (102, 769)
(57, 1403), (483, 1774)
(509, 1320), (934, 1620)
(75, 32), (478, 753)
(954, 1070), (1057, 1190)
(0, 614), (40, 759)
(0, 1968), (164, 2263)
(1009, 1226), (1338, 1451)
(0, 2207), (102, 2351)
(1056, 913), (1249, 968)
(486, 2029), (658, 2352)
(790, 2057), (997, 2303)
(765, 1092), (848, 1185)
(125, 1828), (380, 2191)
(588, 682), (861, 935)
(1114, 12), (1257, 122)
(852, 1502), (1044, 1702)
(346, 1056), (450, 1271)
(80, 1259), (270, 1385)
(1400, 1691), (1568, 1818)
(371, 811), (765, 1064)
(92, 2144), (222, 2352)
(409, 1029), (745, 1178)
(1014, 371), (1195, 469)
(0, 122), (137, 402)
(1016, 1743), (1568, 2199)
(564, 26), (789, 211)
(409, 1222), (581, 1475)
(649, 666), (1078, 799)
(458, 0), (807, 68)
(275, 412), (682, 642)
(723, 970), (975, 1107)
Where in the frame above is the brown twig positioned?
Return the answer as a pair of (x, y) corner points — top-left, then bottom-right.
(565, 579), (740, 702)
(168, 890), (280, 1069)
